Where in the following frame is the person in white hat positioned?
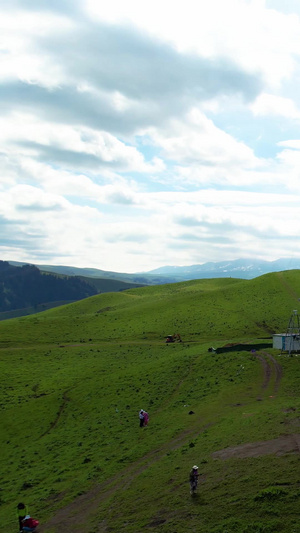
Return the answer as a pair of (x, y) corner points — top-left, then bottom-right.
(139, 409), (145, 427)
(189, 465), (199, 495)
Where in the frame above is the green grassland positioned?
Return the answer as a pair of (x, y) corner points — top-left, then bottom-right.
(0, 271), (300, 532)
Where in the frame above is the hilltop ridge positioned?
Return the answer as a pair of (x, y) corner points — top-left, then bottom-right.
(9, 256), (300, 282)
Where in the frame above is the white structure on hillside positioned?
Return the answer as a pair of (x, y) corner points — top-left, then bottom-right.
(273, 310), (300, 354)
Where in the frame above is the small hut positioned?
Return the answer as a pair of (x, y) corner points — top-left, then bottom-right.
(273, 310), (300, 354)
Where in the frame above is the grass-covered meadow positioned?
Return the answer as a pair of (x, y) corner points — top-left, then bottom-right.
(0, 271), (300, 532)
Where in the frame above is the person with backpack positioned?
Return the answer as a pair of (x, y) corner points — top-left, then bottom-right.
(143, 410), (149, 426)
(189, 465), (199, 495)
(139, 409), (149, 427)
(21, 515), (39, 532)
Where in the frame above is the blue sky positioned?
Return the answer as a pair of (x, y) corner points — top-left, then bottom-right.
(1, 0), (300, 272)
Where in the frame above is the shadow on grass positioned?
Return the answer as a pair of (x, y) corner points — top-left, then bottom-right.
(190, 492), (203, 504)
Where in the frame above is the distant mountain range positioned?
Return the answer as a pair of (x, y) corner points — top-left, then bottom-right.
(146, 258), (300, 280)
(9, 257), (300, 282)
(3, 257), (300, 320)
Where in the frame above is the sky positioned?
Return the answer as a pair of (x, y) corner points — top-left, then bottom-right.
(1, 0), (300, 273)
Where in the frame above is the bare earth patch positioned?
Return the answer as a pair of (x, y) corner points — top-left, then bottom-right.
(212, 434), (300, 459)
(253, 351), (283, 399)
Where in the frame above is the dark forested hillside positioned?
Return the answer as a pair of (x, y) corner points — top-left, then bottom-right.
(0, 261), (97, 313)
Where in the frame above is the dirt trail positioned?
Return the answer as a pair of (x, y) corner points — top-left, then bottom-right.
(253, 351), (283, 399)
(39, 391), (71, 438)
(212, 433), (300, 459)
(212, 352), (300, 461)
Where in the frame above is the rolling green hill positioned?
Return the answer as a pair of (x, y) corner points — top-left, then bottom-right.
(0, 271), (300, 533)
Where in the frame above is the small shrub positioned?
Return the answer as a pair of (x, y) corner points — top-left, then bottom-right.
(254, 486), (288, 501)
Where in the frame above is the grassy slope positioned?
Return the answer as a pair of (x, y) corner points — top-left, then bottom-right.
(76, 275), (145, 293)
(0, 271), (300, 532)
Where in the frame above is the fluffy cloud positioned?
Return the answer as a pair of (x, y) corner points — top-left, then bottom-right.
(1, 0), (300, 271)
(86, 0), (300, 87)
(251, 93), (300, 118)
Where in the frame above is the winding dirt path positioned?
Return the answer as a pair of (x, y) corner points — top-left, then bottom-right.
(212, 351), (300, 461)
(253, 350), (283, 399)
(39, 391), (71, 438)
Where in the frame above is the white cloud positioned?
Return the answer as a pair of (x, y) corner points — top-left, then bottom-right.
(86, 0), (300, 87)
(1, 180), (300, 271)
(251, 93), (300, 118)
(278, 139), (300, 149)
(275, 143), (300, 191)
(144, 108), (267, 188)
(0, 112), (163, 177)
(0, 11), (73, 87)
(1, 0), (300, 271)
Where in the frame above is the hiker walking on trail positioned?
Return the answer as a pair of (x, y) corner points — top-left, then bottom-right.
(189, 465), (199, 495)
(17, 502), (39, 532)
(17, 502), (28, 531)
(139, 409), (149, 427)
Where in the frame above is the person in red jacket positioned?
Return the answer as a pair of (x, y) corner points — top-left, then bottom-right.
(22, 515), (39, 531)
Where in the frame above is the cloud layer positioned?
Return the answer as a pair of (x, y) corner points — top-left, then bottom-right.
(1, 0), (300, 271)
